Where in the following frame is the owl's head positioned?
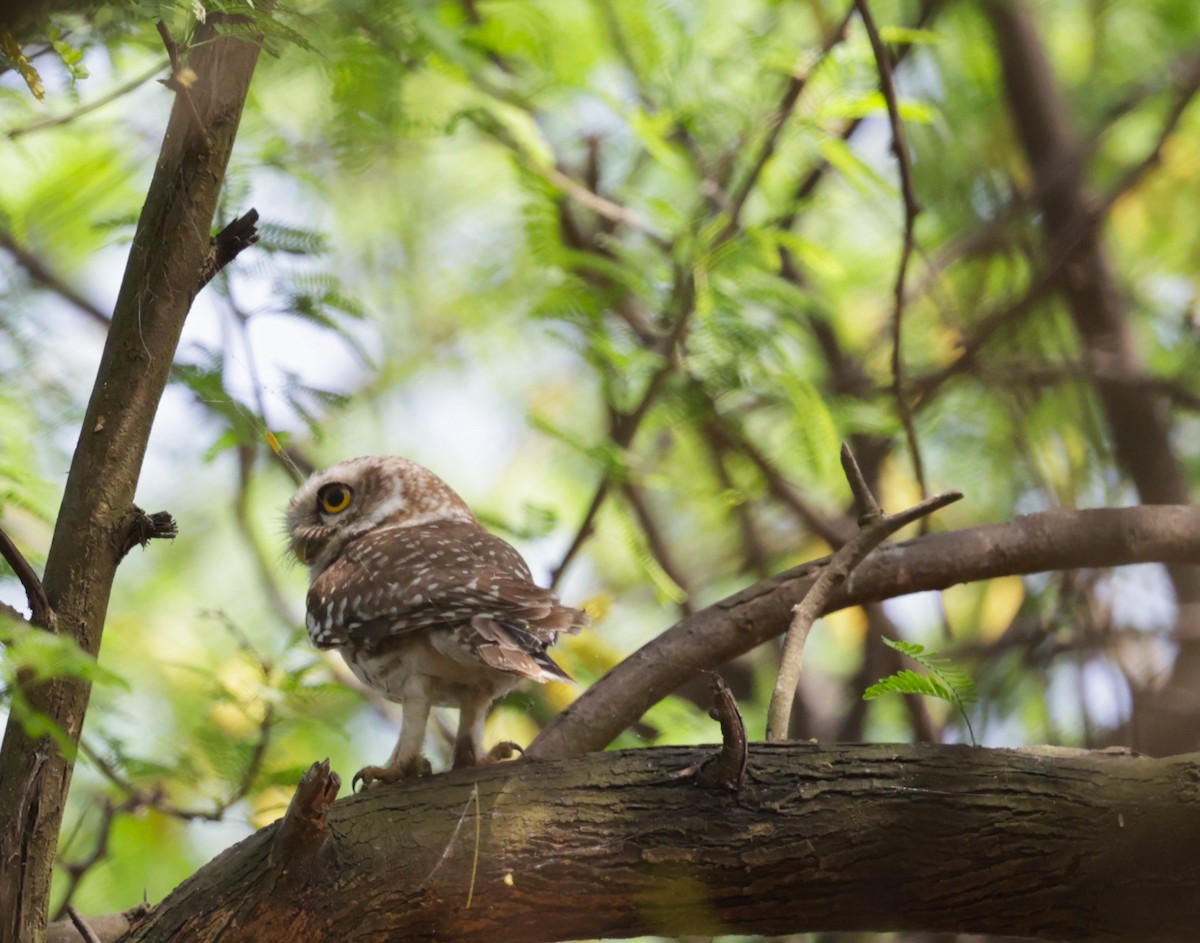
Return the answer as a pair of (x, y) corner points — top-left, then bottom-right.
(286, 455), (475, 574)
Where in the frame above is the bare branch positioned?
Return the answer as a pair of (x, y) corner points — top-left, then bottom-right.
(0, 524), (53, 627)
(0, 229), (110, 327)
(530, 504), (1200, 758)
(6, 60), (167, 140)
(766, 452), (959, 741)
(551, 277), (697, 587)
(65, 906), (103, 943)
(856, 0), (926, 499)
(717, 5), (855, 240)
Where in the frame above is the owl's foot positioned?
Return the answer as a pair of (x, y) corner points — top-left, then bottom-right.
(450, 739), (523, 770)
(352, 755), (432, 791)
(482, 740), (524, 764)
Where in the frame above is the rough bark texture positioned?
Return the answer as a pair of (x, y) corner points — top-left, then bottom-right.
(986, 0), (1200, 756)
(0, 23), (262, 943)
(530, 505), (1200, 758)
(118, 745), (1200, 942)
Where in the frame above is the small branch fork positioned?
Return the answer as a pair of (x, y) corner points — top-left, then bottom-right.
(766, 444), (961, 741)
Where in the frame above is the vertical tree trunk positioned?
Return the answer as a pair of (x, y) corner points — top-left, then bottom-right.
(0, 21), (262, 943)
(986, 0), (1200, 755)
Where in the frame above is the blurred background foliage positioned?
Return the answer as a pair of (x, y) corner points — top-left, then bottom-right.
(0, 0), (1198, 932)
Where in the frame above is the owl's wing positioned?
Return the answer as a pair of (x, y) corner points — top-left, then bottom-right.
(305, 522), (589, 665)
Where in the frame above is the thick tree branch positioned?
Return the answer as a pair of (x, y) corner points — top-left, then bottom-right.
(118, 744), (1200, 942)
(0, 18), (264, 943)
(530, 504), (1200, 758)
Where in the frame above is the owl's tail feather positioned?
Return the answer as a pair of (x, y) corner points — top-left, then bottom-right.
(471, 615), (576, 684)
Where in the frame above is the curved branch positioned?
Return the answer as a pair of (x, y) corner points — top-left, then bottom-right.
(530, 504), (1200, 758)
(119, 744), (1200, 942)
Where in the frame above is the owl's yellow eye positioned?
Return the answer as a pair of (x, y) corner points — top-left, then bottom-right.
(317, 482), (353, 514)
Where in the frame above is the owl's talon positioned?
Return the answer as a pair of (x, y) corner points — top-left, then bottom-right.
(482, 740), (524, 764)
(352, 756), (432, 791)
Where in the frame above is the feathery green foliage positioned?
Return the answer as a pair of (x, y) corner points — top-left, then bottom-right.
(865, 638), (977, 744)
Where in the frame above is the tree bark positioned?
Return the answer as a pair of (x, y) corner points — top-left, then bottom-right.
(117, 745), (1200, 942)
(0, 22), (262, 943)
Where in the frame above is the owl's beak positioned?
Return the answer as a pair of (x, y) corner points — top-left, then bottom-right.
(292, 538), (311, 565)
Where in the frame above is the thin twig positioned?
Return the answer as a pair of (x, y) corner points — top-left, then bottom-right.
(718, 5), (855, 241)
(696, 388), (852, 547)
(155, 20), (211, 149)
(856, 0), (927, 501)
(702, 424), (771, 578)
(6, 60), (167, 140)
(840, 442), (882, 521)
(766, 443), (961, 741)
(1096, 54), (1200, 218)
(420, 784), (479, 889)
(466, 784), (482, 909)
(0, 525), (53, 627)
(544, 164), (666, 243)
(65, 905), (103, 943)
(621, 482), (693, 615)
(551, 274), (697, 587)
(774, 0), (944, 231)
(0, 229), (110, 327)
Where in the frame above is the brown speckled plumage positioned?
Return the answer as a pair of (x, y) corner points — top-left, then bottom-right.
(286, 456), (588, 781)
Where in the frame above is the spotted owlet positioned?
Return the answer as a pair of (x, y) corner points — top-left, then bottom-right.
(286, 455), (588, 786)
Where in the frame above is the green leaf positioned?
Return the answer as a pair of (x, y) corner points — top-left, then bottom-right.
(864, 638), (976, 743)
(0, 622), (129, 690)
(879, 26), (941, 46)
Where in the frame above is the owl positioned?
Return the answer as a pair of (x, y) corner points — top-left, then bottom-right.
(286, 455), (588, 787)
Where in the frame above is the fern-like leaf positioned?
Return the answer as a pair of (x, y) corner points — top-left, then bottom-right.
(864, 638), (977, 744)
